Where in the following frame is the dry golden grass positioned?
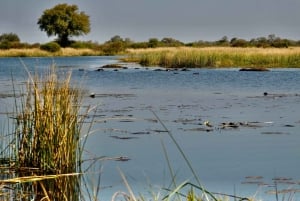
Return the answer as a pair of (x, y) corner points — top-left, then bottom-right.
(124, 47), (300, 68)
(60, 47), (102, 56)
(127, 46), (300, 55)
(6, 67), (88, 200)
(0, 48), (102, 57)
(16, 68), (89, 172)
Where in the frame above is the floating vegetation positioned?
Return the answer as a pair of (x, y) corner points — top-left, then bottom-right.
(183, 126), (213, 132)
(248, 92), (300, 99)
(110, 135), (139, 140)
(151, 129), (169, 133)
(245, 176), (264, 180)
(261, 131), (289, 135)
(242, 176), (300, 201)
(220, 121), (264, 129)
(130, 131), (151, 135)
(173, 118), (201, 125)
(265, 188), (300, 195)
(89, 93), (136, 98)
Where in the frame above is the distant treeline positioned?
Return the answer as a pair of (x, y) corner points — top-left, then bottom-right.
(0, 32), (299, 55)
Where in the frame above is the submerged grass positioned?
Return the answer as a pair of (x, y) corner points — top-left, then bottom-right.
(124, 47), (300, 68)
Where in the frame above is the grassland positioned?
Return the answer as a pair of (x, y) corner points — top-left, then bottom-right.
(0, 47), (102, 57)
(124, 47), (300, 68)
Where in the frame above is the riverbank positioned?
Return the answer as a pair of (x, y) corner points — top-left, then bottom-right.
(2, 46), (300, 68)
(0, 47), (103, 57)
(123, 47), (300, 68)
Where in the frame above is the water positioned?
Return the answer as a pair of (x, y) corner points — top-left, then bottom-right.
(1, 57), (300, 200)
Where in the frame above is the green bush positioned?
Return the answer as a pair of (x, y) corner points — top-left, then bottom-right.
(70, 40), (100, 49)
(0, 33), (20, 43)
(40, 42), (61, 52)
(0, 41), (10, 49)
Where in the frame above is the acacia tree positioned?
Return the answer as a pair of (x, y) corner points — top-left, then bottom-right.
(37, 4), (90, 47)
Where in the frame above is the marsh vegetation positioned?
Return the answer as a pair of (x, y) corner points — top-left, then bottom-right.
(0, 67), (92, 200)
(1, 54), (300, 201)
(124, 47), (300, 68)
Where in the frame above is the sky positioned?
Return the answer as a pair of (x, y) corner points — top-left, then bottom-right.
(0, 0), (300, 43)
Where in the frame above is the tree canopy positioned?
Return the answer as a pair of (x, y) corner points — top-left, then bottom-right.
(0, 33), (20, 43)
(37, 4), (90, 47)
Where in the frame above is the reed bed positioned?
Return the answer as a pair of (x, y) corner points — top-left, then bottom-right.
(17, 69), (83, 173)
(0, 67), (91, 200)
(124, 47), (300, 68)
(0, 48), (102, 57)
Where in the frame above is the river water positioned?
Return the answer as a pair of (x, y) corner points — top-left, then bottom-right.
(1, 56), (300, 201)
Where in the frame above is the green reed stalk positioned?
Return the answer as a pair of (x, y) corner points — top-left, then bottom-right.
(124, 47), (300, 68)
(151, 110), (216, 201)
(12, 67), (85, 200)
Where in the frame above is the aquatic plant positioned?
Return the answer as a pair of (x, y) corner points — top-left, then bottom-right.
(0, 65), (93, 200)
(0, 47), (103, 57)
(124, 47), (300, 68)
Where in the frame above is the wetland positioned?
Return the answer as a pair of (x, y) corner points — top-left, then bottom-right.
(0, 56), (300, 200)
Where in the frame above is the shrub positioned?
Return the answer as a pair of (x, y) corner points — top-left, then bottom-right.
(230, 38), (248, 47)
(70, 40), (101, 50)
(102, 41), (126, 55)
(0, 32), (20, 43)
(40, 42), (61, 52)
(0, 41), (10, 49)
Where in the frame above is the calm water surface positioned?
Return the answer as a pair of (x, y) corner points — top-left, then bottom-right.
(1, 57), (300, 200)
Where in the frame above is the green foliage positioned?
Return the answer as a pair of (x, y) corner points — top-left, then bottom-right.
(102, 41), (126, 55)
(0, 41), (10, 49)
(40, 42), (61, 52)
(109, 35), (123, 43)
(215, 36), (230, 46)
(37, 3), (90, 47)
(101, 35), (133, 55)
(130, 42), (149, 49)
(70, 40), (100, 50)
(230, 38), (248, 47)
(148, 38), (160, 48)
(0, 32), (20, 43)
(0, 33), (21, 49)
(161, 37), (184, 47)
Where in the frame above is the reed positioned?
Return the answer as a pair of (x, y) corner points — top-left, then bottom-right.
(0, 48), (102, 57)
(124, 47), (300, 68)
(18, 69), (82, 170)
(0, 66), (91, 200)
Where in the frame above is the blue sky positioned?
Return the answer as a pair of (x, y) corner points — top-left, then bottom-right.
(0, 0), (300, 43)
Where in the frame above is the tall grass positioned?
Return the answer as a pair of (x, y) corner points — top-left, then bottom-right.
(0, 48), (103, 57)
(124, 47), (300, 68)
(17, 70), (82, 172)
(0, 66), (91, 200)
